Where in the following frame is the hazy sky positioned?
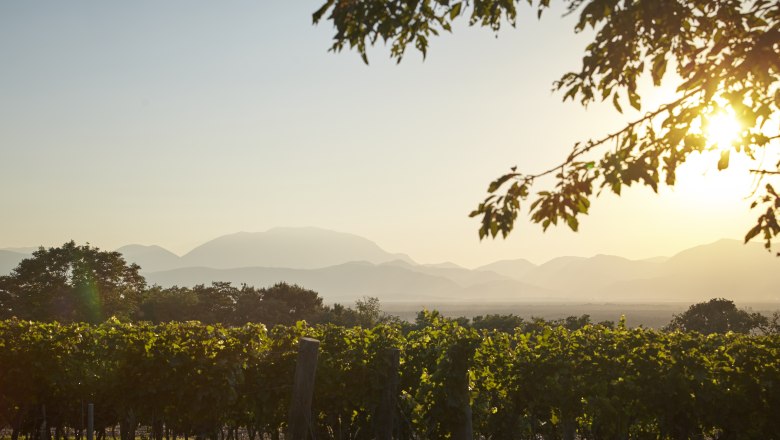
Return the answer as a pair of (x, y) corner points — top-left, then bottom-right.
(0, 1), (771, 267)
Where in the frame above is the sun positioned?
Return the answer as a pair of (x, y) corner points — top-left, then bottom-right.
(669, 109), (755, 205)
(705, 112), (742, 149)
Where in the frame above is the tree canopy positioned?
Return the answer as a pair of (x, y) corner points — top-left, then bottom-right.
(313, 0), (780, 252)
(664, 297), (769, 334)
(0, 241), (146, 323)
(139, 282), (330, 326)
(0, 242), (390, 327)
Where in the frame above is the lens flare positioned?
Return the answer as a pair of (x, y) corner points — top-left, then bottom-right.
(705, 112), (741, 149)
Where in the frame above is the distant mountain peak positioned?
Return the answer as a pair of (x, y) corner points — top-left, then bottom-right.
(117, 244), (180, 255)
(116, 244), (182, 272)
(381, 259), (416, 268)
(476, 258), (538, 280)
(424, 261), (465, 269)
(266, 226), (341, 233)
(180, 227), (415, 270)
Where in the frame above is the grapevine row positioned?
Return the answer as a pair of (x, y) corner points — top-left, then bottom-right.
(0, 315), (777, 439)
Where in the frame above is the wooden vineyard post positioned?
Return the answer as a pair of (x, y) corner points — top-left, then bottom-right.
(287, 337), (320, 440)
(40, 405), (47, 440)
(374, 348), (400, 440)
(561, 417), (576, 440)
(450, 340), (474, 440)
(451, 379), (473, 440)
(87, 404), (94, 440)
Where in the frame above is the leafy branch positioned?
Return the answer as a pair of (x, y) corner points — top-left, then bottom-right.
(313, 0), (780, 252)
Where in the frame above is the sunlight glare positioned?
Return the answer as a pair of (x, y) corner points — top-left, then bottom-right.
(705, 112), (741, 149)
(672, 151), (753, 204)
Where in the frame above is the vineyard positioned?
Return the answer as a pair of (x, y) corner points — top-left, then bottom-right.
(0, 315), (778, 440)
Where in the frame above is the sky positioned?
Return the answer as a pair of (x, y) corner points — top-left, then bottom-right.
(0, 1), (773, 267)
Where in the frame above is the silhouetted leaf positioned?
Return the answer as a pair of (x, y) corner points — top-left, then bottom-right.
(718, 150), (730, 170)
(450, 2), (462, 19)
(745, 224), (762, 243)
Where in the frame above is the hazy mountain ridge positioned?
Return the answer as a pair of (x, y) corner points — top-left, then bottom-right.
(145, 263), (462, 302)
(116, 244), (183, 272)
(475, 258), (537, 280)
(138, 233), (779, 302)
(145, 261), (555, 303)
(181, 228), (415, 270)
(3, 231), (779, 303)
(380, 260), (509, 288)
(523, 255), (666, 298)
(478, 240), (779, 301)
(597, 240), (780, 301)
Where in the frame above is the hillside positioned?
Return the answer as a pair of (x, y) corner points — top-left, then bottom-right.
(4, 234), (779, 304)
(116, 244), (183, 272)
(179, 227), (414, 269)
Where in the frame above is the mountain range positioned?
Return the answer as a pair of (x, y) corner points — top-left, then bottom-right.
(1, 227), (778, 303)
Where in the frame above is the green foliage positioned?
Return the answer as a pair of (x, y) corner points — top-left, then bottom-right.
(0, 241), (146, 323)
(140, 282), (328, 327)
(140, 285), (400, 329)
(313, 0), (780, 252)
(470, 313), (526, 333)
(469, 312), (594, 333)
(322, 296), (404, 328)
(2, 245), (384, 328)
(2, 316), (780, 438)
(402, 311), (479, 438)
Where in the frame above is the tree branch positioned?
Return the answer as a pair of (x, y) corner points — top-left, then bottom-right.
(526, 90), (698, 180)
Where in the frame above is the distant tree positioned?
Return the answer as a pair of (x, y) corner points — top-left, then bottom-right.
(597, 319), (615, 329)
(139, 282), (328, 326)
(189, 281), (241, 323)
(665, 298), (768, 334)
(766, 311), (780, 334)
(233, 284), (266, 324)
(0, 241), (146, 323)
(354, 296), (382, 326)
(139, 285), (199, 322)
(471, 313), (526, 333)
(321, 296), (403, 327)
(415, 312), (593, 333)
(313, 0), (780, 252)
(452, 315), (471, 328)
(558, 314), (592, 331)
(321, 302), (362, 326)
(258, 282), (326, 326)
(516, 314), (594, 333)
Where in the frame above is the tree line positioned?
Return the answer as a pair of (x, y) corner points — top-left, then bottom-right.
(1, 242), (778, 334)
(0, 241), (393, 328)
(420, 298), (780, 336)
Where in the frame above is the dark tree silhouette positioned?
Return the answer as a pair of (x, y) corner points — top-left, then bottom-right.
(139, 281), (330, 326)
(0, 241), (146, 323)
(665, 298), (768, 334)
